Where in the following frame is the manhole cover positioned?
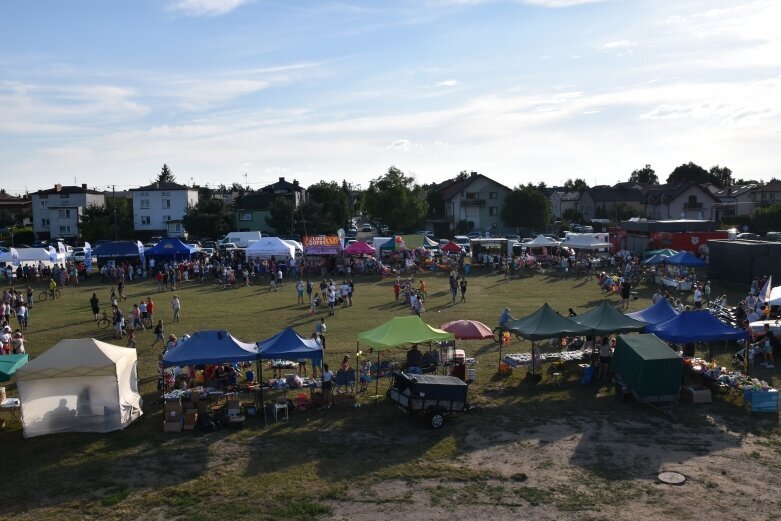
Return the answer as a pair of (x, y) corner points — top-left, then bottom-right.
(658, 471), (686, 485)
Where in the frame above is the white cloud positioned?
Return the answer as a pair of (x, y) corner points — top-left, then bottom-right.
(167, 0), (251, 16)
(523, 0), (604, 6)
(600, 40), (636, 50)
(438, 79), (459, 86)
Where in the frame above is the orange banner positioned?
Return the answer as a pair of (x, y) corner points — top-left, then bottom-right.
(302, 235), (340, 247)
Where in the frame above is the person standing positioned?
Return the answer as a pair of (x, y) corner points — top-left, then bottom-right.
(321, 363), (334, 408)
(171, 295), (181, 323)
(315, 317), (327, 350)
(459, 278), (467, 302)
(26, 286), (33, 309)
(327, 286), (336, 316)
(450, 277), (458, 303)
(703, 281), (712, 307)
(146, 297), (155, 324)
(306, 279), (313, 302)
(90, 293), (100, 321)
(296, 280), (305, 304)
(693, 284), (703, 309)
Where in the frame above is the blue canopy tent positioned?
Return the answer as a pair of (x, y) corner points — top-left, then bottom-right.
(645, 310), (745, 360)
(145, 238), (196, 261)
(0, 354), (28, 382)
(626, 298), (679, 327)
(162, 330), (259, 367)
(664, 251), (707, 268)
(257, 327), (323, 426)
(641, 254), (670, 266)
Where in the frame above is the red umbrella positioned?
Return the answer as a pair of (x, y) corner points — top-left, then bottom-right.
(440, 320), (494, 340)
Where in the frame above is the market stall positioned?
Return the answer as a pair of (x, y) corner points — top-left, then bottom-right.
(145, 238), (196, 262)
(356, 316), (455, 397)
(0, 354), (28, 382)
(571, 301), (647, 335)
(502, 303), (591, 375)
(626, 298), (679, 326)
(16, 339), (142, 438)
(245, 237), (296, 261)
(302, 235), (342, 276)
(343, 240), (376, 256)
(645, 310), (745, 361)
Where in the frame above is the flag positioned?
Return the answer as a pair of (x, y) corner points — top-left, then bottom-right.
(759, 275), (772, 303)
(84, 241), (92, 271)
(48, 246), (58, 264)
(57, 241), (66, 255)
(10, 248), (19, 265)
(137, 240), (146, 268)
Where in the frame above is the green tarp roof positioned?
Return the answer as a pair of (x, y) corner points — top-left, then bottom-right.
(0, 354), (29, 382)
(570, 301), (647, 335)
(504, 303), (591, 341)
(357, 316), (454, 350)
(379, 235), (438, 251)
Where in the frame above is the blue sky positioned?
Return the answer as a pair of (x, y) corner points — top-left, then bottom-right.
(1, 0), (779, 193)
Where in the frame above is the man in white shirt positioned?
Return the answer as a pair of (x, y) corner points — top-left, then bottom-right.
(693, 286), (703, 309)
(315, 318), (327, 349)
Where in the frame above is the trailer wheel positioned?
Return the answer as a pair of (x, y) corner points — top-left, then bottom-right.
(431, 413), (445, 429)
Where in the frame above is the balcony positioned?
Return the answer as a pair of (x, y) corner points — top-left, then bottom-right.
(460, 198), (486, 207)
(683, 202), (703, 210)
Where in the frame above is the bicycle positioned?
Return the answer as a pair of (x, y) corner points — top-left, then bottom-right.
(97, 312), (112, 329)
(38, 288), (62, 302)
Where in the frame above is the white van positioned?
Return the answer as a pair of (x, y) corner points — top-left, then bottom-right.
(220, 232), (263, 249)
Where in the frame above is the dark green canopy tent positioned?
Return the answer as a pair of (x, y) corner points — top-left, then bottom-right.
(570, 301), (647, 335)
(504, 303), (591, 340)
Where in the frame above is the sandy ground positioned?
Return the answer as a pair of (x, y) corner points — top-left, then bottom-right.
(325, 412), (781, 521)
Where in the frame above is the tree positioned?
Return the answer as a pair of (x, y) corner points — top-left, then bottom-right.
(735, 178), (761, 185)
(182, 198), (232, 239)
(362, 167), (428, 232)
(709, 165), (734, 188)
(307, 181), (349, 231)
(629, 164), (659, 185)
(265, 197), (295, 235)
(501, 185), (551, 231)
(156, 164), (176, 184)
(80, 199), (134, 241)
(666, 162), (709, 185)
(563, 178), (589, 192)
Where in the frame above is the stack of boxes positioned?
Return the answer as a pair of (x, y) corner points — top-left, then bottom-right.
(226, 396), (245, 428)
(163, 398), (183, 433)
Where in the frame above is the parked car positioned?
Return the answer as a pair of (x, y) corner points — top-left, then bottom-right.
(504, 234), (520, 242)
(361, 224), (373, 232)
(736, 232), (762, 240)
(466, 232), (482, 239)
(766, 231), (781, 242)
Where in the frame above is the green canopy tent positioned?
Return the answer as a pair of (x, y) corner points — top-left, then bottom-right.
(502, 303), (591, 375)
(0, 354), (29, 382)
(570, 302), (647, 335)
(379, 235), (438, 252)
(356, 316), (455, 397)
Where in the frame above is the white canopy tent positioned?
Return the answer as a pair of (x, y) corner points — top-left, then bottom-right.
(16, 339), (143, 438)
(245, 236), (296, 260)
(525, 234), (561, 248)
(768, 286), (781, 306)
(0, 247), (60, 267)
(281, 239), (303, 257)
(561, 233), (612, 250)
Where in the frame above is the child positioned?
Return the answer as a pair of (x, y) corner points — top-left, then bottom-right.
(310, 294), (320, 315)
(359, 360), (371, 393)
(127, 328), (137, 348)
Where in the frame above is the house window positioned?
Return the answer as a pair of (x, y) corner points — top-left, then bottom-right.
(141, 216), (151, 225)
(239, 212), (253, 221)
(489, 206), (498, 216)
(140, 199), (149, 209)
(40, 200), (47, 207)
(163, 216), (171, 222)
(162, 199), (171, 209)
(464, 191), (479, 200)
(58, 209), (71, 218)
(59, 194), (69, 199)
(59, 225), (71, 234)
(174, 224), (181, 232)
(41, 218), (49, 227)
(489, 191), (498, 200)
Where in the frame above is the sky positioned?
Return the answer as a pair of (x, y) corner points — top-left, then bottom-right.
(1, 0), (779, 194)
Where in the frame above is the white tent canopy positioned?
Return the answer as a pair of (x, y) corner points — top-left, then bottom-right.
(525, 234), (561, 248)
(561, 233), (612, 250)
(0, 247), (59, 266)
(16, 339), (143, 438)
(768, 286), (781, 306)
(245, 236), (296, 260)
(281, 239), (303, 257)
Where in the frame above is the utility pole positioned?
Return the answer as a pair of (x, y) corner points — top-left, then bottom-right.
(113, 185), (117, 240)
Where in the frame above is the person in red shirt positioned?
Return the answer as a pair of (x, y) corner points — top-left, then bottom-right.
(146, 297), (155, 324)
(393, 279), (401, 301)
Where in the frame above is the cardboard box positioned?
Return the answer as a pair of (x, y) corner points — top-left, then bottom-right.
(683, 385), (712, 404)
(165, 398), (183, 415)
(182, 412), (198, 431)
(164, 412), (183, 432)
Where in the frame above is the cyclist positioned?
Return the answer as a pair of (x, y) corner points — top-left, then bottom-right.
(48, 278), (57, 300)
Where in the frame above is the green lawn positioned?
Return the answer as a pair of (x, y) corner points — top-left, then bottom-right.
(0, 269), (777, 520)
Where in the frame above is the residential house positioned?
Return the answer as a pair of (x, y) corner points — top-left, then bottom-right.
(749, 180), (781, 209)
(426, 172), (512, 236)
(643, 183), (720, 221)
(0, 190), (32, 226)
(233, 192), (295, 234)
(130, 181), (199, 238)
(31, 184), (105, 240)
(713, 184), (759, 218)
(550, 191), (583, 220)
(261, 177), (307, 206)
(580, 186), (645, 222)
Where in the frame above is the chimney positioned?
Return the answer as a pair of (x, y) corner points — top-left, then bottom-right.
(82, 183), (87, 190)
(55, 183), (62, 192)
(279, 177), (285, 183)
(470, 171), (477, 177)
(293, 179), (299, 187)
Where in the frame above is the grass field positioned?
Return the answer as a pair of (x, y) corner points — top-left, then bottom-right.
(0, 268), (779, 521)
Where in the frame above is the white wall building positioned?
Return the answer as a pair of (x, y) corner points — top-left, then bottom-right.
(130, 182), (199, 238)
(31, 184), (105, 240)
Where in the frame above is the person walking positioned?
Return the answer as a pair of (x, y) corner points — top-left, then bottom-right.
(296, 280), (305, 304)
(306, 279), (313, 302)
(459, 278), (467, 302)
(315, 317), (327, 350)
(151, 320), (164, 347)
(171, 295), (181, 323)
(90, 292), (100, 321)
(450, 277), (458, 303)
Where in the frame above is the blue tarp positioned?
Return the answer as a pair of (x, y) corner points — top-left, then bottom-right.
(259, 327), (323, 361)
(145, 238), (196, 259)
(92, 241), (142, 259)
(626, 298), (679, 326)
(0, 354), (28, 381)
(163, 330), (259, 367)
(646, 310), (745, 343)
(664, 251), (707, 267)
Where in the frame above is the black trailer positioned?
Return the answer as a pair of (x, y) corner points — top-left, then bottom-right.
(389, 372), (469, 429)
